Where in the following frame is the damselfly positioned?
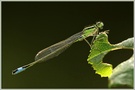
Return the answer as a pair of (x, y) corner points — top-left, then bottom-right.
(12, 21), (104, 75)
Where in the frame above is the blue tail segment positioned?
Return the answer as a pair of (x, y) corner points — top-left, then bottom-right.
(12, 64), (30, 75)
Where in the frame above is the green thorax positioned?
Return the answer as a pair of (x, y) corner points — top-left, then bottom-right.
(76, 21), (104, 42)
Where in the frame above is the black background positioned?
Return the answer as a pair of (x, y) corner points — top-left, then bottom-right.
(2, 2), (133, 88)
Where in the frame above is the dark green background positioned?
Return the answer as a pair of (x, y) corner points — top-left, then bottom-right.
(2, 2), (133, 88)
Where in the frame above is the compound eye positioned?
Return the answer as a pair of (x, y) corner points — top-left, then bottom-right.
(96, 22), (104, 29)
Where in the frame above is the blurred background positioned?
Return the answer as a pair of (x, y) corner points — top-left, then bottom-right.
(2, 2), (133, 88)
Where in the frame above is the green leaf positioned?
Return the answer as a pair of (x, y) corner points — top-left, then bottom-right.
(114, 37), (134, 49)
(87, 31), (134, 77)
(108, 55), (134, 88)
